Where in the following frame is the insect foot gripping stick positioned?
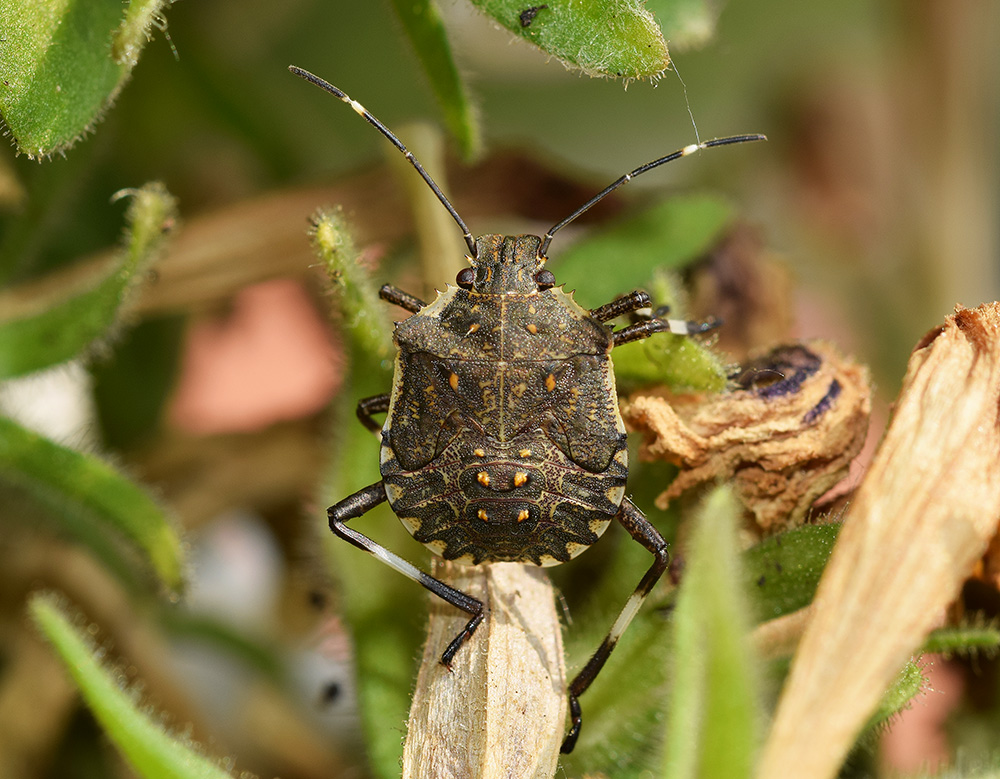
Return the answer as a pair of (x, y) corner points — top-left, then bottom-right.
(290, 64), (764, 755)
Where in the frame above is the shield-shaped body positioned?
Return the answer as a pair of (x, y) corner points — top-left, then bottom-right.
(379, 234), (628, 566)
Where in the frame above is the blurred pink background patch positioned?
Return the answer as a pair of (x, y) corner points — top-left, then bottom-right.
(169, 279), (342, 434)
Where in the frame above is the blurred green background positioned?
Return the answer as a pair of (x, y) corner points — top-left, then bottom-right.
(1, 0), (999, 777)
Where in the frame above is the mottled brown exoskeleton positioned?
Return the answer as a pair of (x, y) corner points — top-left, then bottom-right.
(290, 65), (764, 753)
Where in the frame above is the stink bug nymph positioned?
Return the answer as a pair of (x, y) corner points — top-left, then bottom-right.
(290, 65), (764, 753)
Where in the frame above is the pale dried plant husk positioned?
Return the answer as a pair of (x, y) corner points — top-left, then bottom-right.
(757, 302), (1000, 779)
(403, 562), (565, 779)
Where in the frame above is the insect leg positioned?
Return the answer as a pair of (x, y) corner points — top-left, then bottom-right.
(561, 497), (669, 754)
(379, 284), (426, 314)
(612, 315), (721, 347)
(356, 394), (390, 433)
(590, 290), (652, 322)
(328, 481), (485, 667)
(593, 291), (720, 341)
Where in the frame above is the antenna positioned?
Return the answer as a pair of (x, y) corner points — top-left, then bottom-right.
(538, 133), (767, 257)
(289, 66), (478, 257)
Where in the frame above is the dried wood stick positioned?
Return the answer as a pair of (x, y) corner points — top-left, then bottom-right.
(403, 562), (566, 779)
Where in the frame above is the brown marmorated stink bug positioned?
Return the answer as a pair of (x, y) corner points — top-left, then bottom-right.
(290, 65), (764, 753)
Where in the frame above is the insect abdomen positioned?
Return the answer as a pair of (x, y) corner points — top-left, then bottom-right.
(381, 429), (627, 566)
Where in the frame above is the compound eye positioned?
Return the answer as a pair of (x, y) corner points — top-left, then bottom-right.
(535, 269), (556, 289)
(456, 267), (475, 289)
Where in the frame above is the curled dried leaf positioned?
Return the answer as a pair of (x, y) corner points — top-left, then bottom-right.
(623, 341), (871, 532)
(758, 302), (1000, 779)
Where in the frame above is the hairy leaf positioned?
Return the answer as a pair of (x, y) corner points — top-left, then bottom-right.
(313, 215), (421, 778)
(663, 486), (759, 779)
(0, 415), (184, 593)
(0, 0), (173, 157)
(30, 594), (235, 779)
(0, 182), (176, 379)
(469, 0), (669, 79)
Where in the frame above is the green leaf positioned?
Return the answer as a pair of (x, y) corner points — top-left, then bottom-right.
(647, 0), (722, 50)
(313, 215), (423, 778)
(388, 0), (481, 159)
(0, 182), (177, 379)
(624, 266), (723, 395)
(311, 210), (395, 365)
(468, 0), (670, 79)
(662, 486), (759, 779)
(865, 660), (927, 732)
(933, 761), (1000, 779)
(743, 523), (842, 621)
(923, 622), (1000, 658)
(554, 194), (735, 305)
(553, 195), (735, 391)
(613, 332), (728, 392)
(0, 415), (184, 593)
(30, 593), (237, 779)
(0, 0), (172, 157)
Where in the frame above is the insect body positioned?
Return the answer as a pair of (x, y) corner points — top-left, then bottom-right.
(290, 65), (764, 753)
(384, 233), (626, 568)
